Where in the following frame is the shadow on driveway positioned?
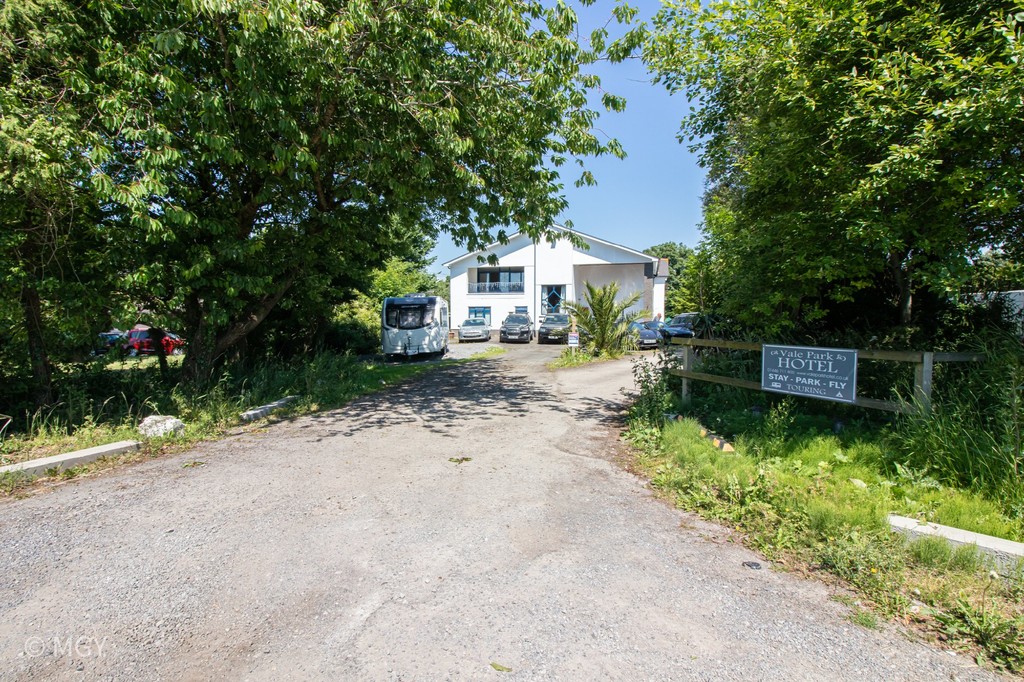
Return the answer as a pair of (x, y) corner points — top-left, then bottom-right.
(299, 357), (571, 440)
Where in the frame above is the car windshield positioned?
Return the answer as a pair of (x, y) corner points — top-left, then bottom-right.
(644, 320), (665, 329)
(628, 322), (645, 331)
(463, 319), (485, 326)
(669, 314), (697, 327)
(543, 315), (570, 325)
(504, 315), (530, 325)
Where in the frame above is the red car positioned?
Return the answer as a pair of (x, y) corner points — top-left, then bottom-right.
(123, 326), (185, 356)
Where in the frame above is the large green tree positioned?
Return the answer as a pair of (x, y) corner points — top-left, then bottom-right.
(645, 0), (1024, 333)
(3, 0), (638, 391)
(97, 0), (633, 383)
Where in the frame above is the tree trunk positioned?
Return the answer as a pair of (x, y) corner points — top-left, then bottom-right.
(149, 327), (170, 380)
(180, 277), (295, 387)
(212, 278), (295, 357)
(20, 283), (54, 407)
(181, 294), (215, 388)
(889, 253), (913, 325)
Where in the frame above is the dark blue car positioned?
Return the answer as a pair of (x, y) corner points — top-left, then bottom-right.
(662, 313), (698, 339)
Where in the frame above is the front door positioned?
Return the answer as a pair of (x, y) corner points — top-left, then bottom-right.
(541, 285), (565, 314)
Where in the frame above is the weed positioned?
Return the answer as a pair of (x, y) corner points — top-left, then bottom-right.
(909, 537), (952, 568)
(936, 580), (1024, 673)
(755, 399), (795, 460)
(886, 331), (1024, 497)
(630, 355), (669, 427)
(848, 607), (879, 629)
(549, 346), (600, 368)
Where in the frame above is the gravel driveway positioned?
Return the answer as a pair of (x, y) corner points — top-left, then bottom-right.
(0, 342), (1005, 680)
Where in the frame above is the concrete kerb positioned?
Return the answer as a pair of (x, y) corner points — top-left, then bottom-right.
(239, 396), (300, 423)
(889, 514), (1024, 577)
(3, 394), (302, 482)
(698, 428), (736, 452)
(0, 440), (141, 479)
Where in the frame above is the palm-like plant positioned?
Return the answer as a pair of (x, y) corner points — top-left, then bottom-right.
(563, 281), (647, 355)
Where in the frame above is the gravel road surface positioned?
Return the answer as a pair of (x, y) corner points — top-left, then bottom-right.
(0, 341), (1005, 680)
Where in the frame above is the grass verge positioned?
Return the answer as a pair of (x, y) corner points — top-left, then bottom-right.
(624, 414), (1024, 674)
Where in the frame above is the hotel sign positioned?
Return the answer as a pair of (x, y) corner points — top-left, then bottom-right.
(761, 345), (857, 404)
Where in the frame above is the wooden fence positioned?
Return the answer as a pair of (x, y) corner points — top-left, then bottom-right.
(667, 338), (984, 415)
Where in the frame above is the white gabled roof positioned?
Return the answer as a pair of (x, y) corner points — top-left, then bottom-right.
(442, 224), (657, 269)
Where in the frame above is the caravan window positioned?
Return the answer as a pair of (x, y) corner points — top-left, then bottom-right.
(385, 303), (431, 329)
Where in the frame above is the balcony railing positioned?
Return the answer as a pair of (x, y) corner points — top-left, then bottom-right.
(468, 282), (525, 294)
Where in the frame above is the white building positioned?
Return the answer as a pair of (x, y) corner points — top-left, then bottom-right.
(444, 225), (669, 330)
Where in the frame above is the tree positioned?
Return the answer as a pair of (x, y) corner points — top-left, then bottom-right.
(0, 0), (115, 406)
(644, 241), (694, 314)
(967, 251), (1024, 294)
(59, 0), (633, 384)
(645, 0), (1024, 333)
(680, 240), (725, 315)
(3, 0), (642, 392)
(564, 281), (644, 355)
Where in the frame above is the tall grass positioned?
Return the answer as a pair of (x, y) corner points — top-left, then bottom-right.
(886, 332), (1024, 513)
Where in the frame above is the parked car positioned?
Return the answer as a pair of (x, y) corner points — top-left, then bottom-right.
(663, 313), (698, 339)
(537, 313), (572, 344)
(628, 321), (663, 350)
(92, 329), (126, 355)
(123, 325), (185, 356)
(499, 313), (534, 343)
(458, 318), (491, 342)
(643, 319), (670, 342)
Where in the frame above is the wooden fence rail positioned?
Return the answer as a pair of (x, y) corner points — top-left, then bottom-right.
(667, 338), (984, 415)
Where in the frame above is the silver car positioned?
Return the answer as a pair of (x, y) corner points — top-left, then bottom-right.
(458, 318), (491, 342)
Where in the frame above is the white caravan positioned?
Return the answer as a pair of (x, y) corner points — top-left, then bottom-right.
(381, 294), (449, 359)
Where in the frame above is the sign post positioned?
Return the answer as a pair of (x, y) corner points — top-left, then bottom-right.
(761, 344), (857, 404)
(568, 318), (579, 353)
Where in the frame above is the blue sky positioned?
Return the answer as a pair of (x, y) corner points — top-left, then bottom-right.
(427, 0), (706, 274)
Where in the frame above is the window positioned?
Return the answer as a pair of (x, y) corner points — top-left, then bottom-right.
(468, 306), (491, 326)
(478, 268), (524, 284)
(385, 302), (431, 329)
(515, 306), (528, 315)
(471, 267), (525, 293)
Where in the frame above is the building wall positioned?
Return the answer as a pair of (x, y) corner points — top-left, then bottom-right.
(652, 274), (667, 320)
(448, 230), (666, 329)
(573, 264), (651, 318)
(448, 236), (535, 328)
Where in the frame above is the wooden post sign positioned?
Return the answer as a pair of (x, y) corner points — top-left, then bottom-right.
(761, 344), (857, 404)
